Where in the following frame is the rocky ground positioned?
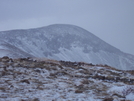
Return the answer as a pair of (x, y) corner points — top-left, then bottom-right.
(0, 56), (134, 101)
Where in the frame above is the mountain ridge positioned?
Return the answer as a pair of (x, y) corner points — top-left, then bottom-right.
(0, 24), (134, 70)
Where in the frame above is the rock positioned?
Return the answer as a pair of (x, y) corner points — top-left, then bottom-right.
(75, 90), (83, 93)
(20, 79), (30, 84)
(103, 97), (113, 101)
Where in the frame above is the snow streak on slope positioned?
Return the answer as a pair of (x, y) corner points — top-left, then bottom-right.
(0, 24), (134, 70)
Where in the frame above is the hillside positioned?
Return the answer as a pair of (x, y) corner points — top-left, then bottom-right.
(0, 56), (134, 101)
(0, 24), (134, 70)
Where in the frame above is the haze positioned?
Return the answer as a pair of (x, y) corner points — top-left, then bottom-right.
(0, 0), (134, 55)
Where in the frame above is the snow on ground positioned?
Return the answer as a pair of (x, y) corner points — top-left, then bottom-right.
(0, 57), (134, 101)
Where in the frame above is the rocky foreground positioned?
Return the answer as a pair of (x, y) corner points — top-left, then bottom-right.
(0, 56), (134, 101)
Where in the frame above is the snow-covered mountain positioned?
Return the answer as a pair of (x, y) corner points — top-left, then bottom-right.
(0, 24), (134, 70)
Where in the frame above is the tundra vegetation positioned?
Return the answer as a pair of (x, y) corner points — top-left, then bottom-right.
(0, 56), (134, 101)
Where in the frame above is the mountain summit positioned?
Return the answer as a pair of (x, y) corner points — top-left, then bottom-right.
(0, 24), (134, 70)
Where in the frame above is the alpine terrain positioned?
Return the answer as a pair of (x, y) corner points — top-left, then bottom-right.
(0, 56), (134, 101)
(0, 24), (134, 70)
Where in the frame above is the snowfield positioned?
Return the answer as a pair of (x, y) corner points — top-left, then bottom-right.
(0, 57), (134, 101)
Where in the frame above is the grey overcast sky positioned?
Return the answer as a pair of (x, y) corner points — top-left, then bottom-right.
(0, 0), (134, 55)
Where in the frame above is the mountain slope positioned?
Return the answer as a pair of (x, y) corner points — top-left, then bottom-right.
(0, 24), (134, 70)
(0, 57), (134, 101)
